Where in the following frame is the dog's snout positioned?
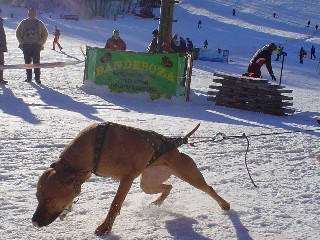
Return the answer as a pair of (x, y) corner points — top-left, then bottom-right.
(32, 221), (40, 228)
(32, 214), (41, 228)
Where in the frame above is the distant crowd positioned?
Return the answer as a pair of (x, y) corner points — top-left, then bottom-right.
(0, 6), (318, 85)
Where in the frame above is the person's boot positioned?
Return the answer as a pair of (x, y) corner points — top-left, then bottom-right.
(35, 72), (41, 84)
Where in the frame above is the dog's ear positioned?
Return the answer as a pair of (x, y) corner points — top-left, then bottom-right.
(50, 160), (65, 172)
(50, 159), (76, 174)
(50, 162), (57, 169)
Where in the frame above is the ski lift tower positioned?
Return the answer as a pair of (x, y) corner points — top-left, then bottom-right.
(156, 0), (179, 51)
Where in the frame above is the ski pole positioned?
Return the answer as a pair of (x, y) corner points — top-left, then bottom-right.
(279, 52), (287, 85)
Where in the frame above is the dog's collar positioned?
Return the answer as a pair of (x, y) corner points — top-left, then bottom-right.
(73, 178), (82, 196)
(54, 158), (84, 197)
(92, 123), (109, 176)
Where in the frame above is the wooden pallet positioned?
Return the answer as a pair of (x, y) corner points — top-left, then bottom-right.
(207, 72), (295, 116)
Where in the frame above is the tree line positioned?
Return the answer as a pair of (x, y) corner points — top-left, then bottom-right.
(10, 0), (160, 18)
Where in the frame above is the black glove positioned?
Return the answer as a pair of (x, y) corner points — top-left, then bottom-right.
(271, 74), (276, 81)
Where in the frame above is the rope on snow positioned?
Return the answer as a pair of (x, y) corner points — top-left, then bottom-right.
(188, 128), (320, 188)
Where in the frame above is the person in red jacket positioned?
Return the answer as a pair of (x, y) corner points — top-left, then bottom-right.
(105, 30), (126, 50)
(52, 26), (62, 51)
(299, 47), (306, 63)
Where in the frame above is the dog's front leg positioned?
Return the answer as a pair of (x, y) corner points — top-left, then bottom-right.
(95, 176), (134, 236)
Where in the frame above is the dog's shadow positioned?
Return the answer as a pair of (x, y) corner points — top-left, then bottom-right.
(96, 208), (252, 240)
(162, 209), (253, 240)
(227, 209), (253, 240)
(165, 215), (211, 240)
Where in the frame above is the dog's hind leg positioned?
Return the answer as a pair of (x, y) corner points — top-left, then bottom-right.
(140, 166), (172, 205)
(95, 176), (135, 236)
(170, 152), (230, 211)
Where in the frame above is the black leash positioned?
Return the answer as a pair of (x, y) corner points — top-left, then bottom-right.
(188, 127), (320, 188)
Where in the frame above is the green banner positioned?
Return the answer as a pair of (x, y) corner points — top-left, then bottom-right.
(85, 47), (190, 100)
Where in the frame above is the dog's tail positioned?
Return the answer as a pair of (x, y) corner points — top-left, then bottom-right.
(185, 123), (200, 138)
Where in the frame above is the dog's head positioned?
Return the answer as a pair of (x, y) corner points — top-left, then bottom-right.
(32, 161), (87, 228)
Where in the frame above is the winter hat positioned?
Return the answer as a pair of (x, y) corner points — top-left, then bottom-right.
(113, 29), (119, 35)
(152, 29), (158, 35)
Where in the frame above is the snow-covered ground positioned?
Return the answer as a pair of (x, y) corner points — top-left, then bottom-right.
(0, 0), (319, 239)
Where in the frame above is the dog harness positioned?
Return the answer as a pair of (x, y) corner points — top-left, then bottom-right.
(92, 122), (188, 175)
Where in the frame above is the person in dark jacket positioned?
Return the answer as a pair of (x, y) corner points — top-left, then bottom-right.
(179, 37), (187, 52)
(170, 34), (181, 53)
(246, 43), (277, 80)
(186, 38), (193, 52)
(147, 29), (158, 53)
(0, 8), (7, 84)
(105, 30), (126, 50)
(204, 39), (208, 48)
(310, 45), (316, 60)
(198, 20), (202, 28)
(299, 47), (305, 63)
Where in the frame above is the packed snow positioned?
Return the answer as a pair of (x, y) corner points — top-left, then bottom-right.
(0, 0), (319, 239)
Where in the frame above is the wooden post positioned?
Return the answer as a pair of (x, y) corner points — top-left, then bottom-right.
(157, 0), (178, 52)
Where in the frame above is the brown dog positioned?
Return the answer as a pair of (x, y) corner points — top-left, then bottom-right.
(32, 122), (230, 235)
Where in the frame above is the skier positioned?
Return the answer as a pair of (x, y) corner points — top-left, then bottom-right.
(147, 29), (158, 53)
(0, 8), (7, 84)
(204, 40), (208, 48)
(244, 43), (277, 80)
(232, 8), (235, 16)
(279, 46), (284, 59)
(275, 45), (281, 61)
(299, 47), (305, 63)
(307, 21), (310, 28)
(310, 45), (316, 60)
(52, 26), (63, 51)
(186, 38), (193, 52)
(198, 20), (202, 28)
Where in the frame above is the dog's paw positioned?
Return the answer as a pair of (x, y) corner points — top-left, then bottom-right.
(219, 201), (230, 211)
(95, 228), (109, 236)
(151, 199), (164, 206)
(95, 224), (111, 236)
